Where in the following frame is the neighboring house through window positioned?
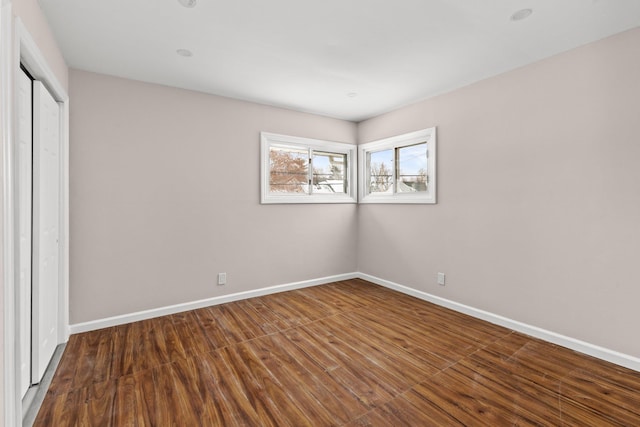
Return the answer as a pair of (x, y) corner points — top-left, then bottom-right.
(260, 132), (357, 204)
(358, 128), (436, 204)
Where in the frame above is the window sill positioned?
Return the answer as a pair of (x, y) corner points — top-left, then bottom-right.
(261, 194), (357, 204)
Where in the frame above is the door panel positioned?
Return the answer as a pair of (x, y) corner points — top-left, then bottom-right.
(32, 81), (60, 383)
(17, 68), (33, 397)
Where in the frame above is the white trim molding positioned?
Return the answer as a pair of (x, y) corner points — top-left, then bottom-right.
(359, 273), (640, 372)
(1, 3), (18, 425)
(68, 270), (640, 373)
(69, 273), (359, 334)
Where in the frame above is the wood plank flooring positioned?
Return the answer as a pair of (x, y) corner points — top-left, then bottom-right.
(35, 279), (640, 426)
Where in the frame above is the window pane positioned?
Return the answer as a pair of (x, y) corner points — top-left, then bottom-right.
(397, 142), (427, 193)
(368, 149), (393, 193)
(312, 151), (347, 194)
(269, 146), (309, 193)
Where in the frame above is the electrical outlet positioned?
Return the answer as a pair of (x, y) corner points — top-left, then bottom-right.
(217, 272), (227, 285)
(437, 272), (446, 286)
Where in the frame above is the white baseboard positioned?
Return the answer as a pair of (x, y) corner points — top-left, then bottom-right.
(359, 273), (640, 372)
(69, 272), (358, 334)
(68, 271), (640, 372)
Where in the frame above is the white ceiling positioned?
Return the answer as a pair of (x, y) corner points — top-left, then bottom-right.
(39, 0), (640, 122)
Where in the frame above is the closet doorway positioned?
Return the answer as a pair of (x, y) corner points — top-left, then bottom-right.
(17, 65), (61, 398)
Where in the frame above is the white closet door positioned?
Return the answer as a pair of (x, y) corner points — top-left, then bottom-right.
(32, 81), (60, 383)
(17, 69), (33, 397)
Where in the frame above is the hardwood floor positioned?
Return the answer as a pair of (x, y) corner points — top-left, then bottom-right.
(35, 279), (640, 426)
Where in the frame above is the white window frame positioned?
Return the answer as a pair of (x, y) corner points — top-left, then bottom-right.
(261, 132), (357, 204)
(358, 127), (436, 204)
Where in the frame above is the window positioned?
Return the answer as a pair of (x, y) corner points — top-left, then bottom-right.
(261, 132), (357, 204)
(359, 128), (436, 204)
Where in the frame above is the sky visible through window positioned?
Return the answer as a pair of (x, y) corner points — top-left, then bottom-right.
(359, 128), (435, 203)
(369, 144), (427, 174)
(370, 149), (393, 170)
(262, 132), (357, 203)
(368, 143), (427, 193)
(398, 143), (427, 176)
(313, 155), (331, 172)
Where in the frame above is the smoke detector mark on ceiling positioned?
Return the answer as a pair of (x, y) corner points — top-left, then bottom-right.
(511, 9), (533, 21)
(176, 49), (193, 57)
(178, 0), (197, 8)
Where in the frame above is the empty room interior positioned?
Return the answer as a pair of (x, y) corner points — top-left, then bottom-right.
(2, 0), (640, 425)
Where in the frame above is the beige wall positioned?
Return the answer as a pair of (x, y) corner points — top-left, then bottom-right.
(68, 26), (640, 359)
(69, 70), (358, 323)
(357, 27), (640, 358)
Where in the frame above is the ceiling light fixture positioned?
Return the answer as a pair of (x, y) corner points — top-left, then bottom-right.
(176, 49), (193, 57)
(178, 0), (197, 8)
(347, 92), (358, 98)
(511, 8), (533, 21)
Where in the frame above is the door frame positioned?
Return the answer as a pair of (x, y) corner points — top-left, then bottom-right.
(16, 65), (33, 398)
(1, 5), (70, 425)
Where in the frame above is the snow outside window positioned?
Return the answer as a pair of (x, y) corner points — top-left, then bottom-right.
(260, 132), (357, 204)
(359, 128), (436, 204)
